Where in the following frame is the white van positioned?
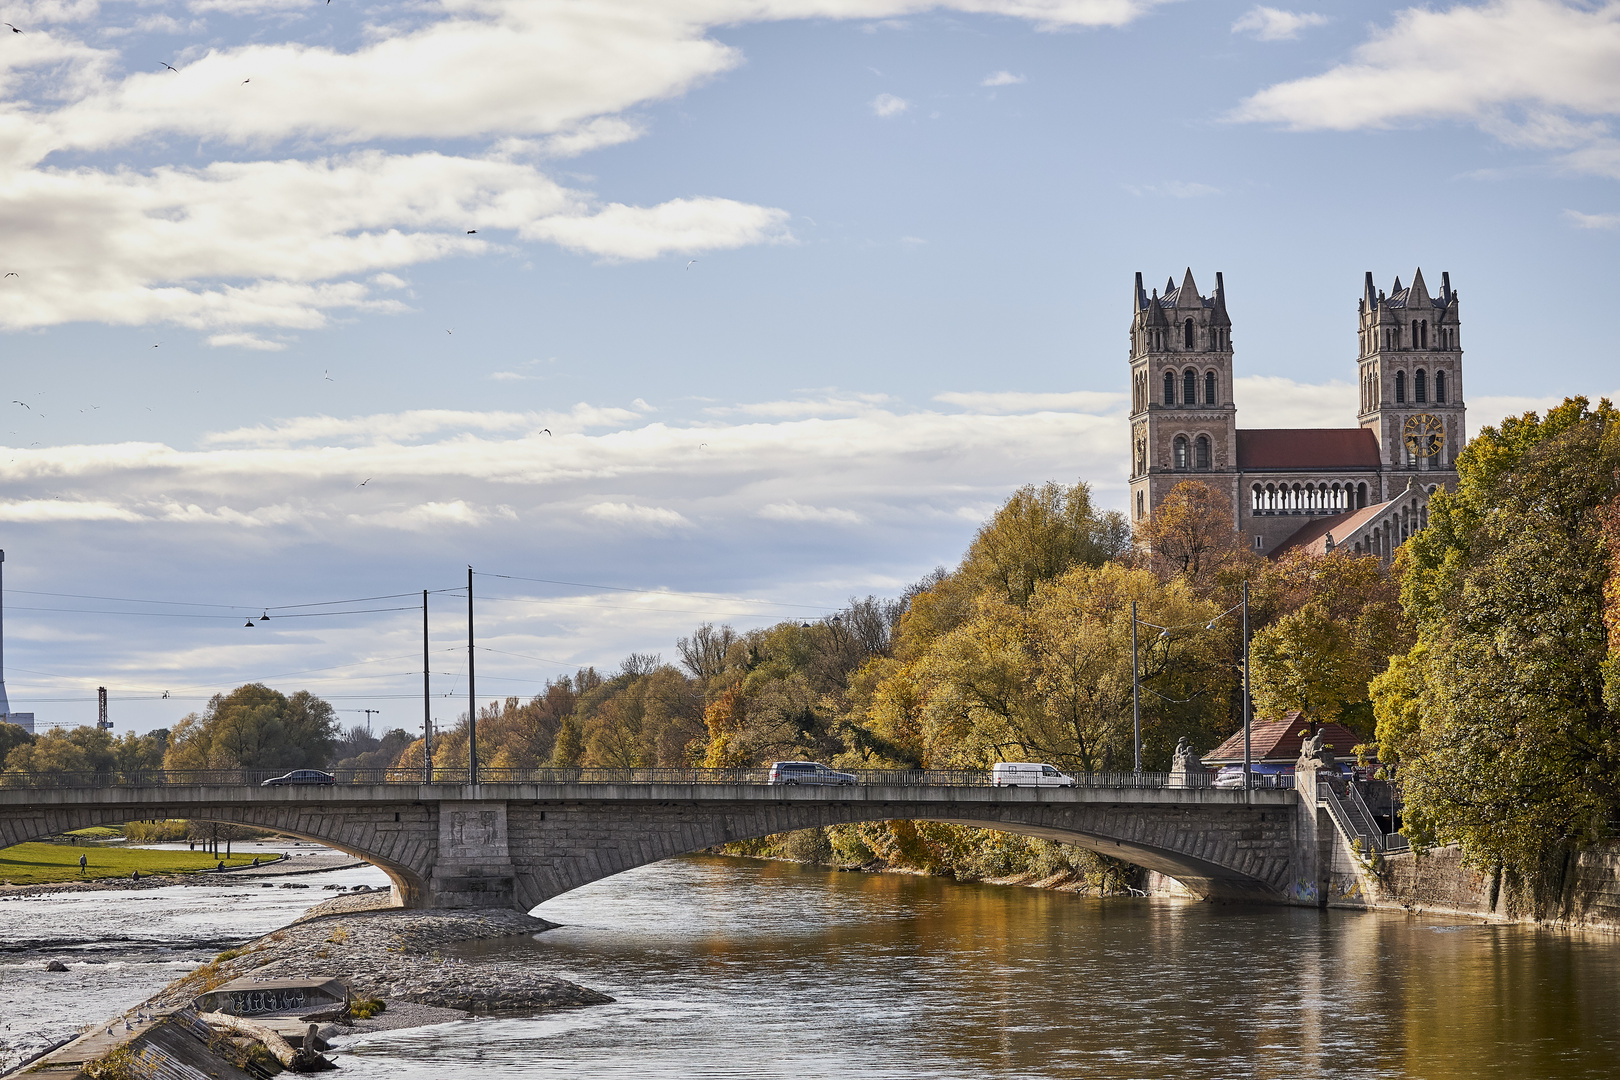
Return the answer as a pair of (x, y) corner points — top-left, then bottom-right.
(991, 762), (1077, 788)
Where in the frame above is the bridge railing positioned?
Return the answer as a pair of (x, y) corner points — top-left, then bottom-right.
(0, 766), (1295, 791)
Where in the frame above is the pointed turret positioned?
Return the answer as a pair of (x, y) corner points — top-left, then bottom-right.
(1177, 267), (1202, 308)
(1211, 271), (1231, 328)
(1409, 267), (1431, 307)
(1166, 276), (1175, 296)
(1146, 288), (1169, 327)
(1364, 271), (1377, 310)
(1441, 271), (1452, 305)
(1135, 271), (1148, 311)
(1391, 275), (1403, 296)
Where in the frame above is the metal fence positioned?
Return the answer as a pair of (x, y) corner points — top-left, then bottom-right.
(0, 766), (1294, 791)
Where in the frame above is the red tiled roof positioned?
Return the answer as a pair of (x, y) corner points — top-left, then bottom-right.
(1236, 428), (1382, 470)
(1269, 501), (1390, 557)
(1201, 712), (1365, 764)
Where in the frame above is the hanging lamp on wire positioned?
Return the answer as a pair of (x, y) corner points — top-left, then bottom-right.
(244, 619), (255, 628)
(259, 611), (270, 622)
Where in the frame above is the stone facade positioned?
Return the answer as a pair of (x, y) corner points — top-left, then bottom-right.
(1129, 268), (1467, 560)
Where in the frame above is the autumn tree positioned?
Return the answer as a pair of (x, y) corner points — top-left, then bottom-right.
(1374, 398), (1620, 899)
(1135, 480), (1252, 588)
(163, 684), (337, 771)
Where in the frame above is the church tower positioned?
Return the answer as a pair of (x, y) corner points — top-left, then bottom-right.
(1128, 268), (1237, 525)
(1356, 269), (1466, 477)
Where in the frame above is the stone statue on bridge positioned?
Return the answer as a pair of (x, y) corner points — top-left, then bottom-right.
(1169, 737), (1205, 786)
(1298, 728), (1336, 770)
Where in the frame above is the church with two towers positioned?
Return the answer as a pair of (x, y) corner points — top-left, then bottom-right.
(1127, 267), (1466, 559)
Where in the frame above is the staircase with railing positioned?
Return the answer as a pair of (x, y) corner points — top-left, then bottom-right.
(1319, 779), (1384, 854)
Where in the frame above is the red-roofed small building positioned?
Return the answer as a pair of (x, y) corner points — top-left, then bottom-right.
(1126, 268), (1465, 559)
(1200, 710), (1364, 773)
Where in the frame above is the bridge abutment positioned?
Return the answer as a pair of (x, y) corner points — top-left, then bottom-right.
(427, 799), (516, 908)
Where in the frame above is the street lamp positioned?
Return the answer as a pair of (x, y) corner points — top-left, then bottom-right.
(1130, 583), (1253, 787)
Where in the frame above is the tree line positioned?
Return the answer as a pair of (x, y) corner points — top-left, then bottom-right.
(6, 399), (1613, 896)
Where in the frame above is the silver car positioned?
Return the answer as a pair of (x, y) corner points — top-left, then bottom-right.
(767, 761), (857, 786)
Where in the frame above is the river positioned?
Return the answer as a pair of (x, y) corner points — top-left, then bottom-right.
(7, 853), (1620, 1078)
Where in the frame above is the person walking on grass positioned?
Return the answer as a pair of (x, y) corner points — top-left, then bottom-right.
(78, 853), (86, 874)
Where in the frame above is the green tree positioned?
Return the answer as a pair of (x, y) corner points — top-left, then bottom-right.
(162, 684), (337, 771)
(959, 479), (1130, 607)
(0, 721), (32, 766)
(1373, 398), (1620, 900)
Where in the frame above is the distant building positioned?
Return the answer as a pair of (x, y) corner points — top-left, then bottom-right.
(1200, 711), (1363, 773)
(1127, 268), (1466, 560)
(2, 712), (35, 734)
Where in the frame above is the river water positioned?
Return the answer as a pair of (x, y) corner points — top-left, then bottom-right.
(7, 853), (1620, 1079)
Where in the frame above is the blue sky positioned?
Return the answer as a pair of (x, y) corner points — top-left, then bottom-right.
(1, 0), (1617, 737)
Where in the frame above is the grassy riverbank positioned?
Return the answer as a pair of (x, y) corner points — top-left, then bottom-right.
(0, 842), (265, 884)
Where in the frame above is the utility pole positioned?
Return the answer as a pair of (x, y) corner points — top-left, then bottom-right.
(423, 589), (432, 784)
(467, 566), (477, 785)
(1131, 599), (1141, 774)
(1242, 580), (1252, 792)
(360, 708), (381, 734)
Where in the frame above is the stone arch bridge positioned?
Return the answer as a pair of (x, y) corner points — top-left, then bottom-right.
(0, 782), (1316, 910)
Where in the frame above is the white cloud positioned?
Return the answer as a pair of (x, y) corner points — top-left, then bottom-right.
(0, 499), (144, 523)
(981, 70), (1026, 86)
(0, 0), (1169, 336)
(1234, 0), (1620, 177)
(206, 331), (286, 351)
(1232, 376), (1357, 429)
(585, 502), (694, 530)
(1125, 181), (1221, 198)
(934, 390), (1126, 414)
(1565, 209), (1620, 228)
(1231, 6), (1329, 41)
(870, 93), (911, 117)
(758, 501), (864, 525)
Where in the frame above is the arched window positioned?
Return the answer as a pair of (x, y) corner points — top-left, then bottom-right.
(1357, 482), (1367, 509)
(1411, 320), (1418, 349)
(1163, 371), (1174, 405)
(1436, 370), (1446, 403)
(1422, 320), (1429, 349)
(1195, 435), (1211, 470)
(1136, 491), (1144, 520)
(1174, 436), (1189, 470)
(1252, 485), (1262, 512)
(1395, 371), (1406, 403)
(1415, 369), (1427, 403)
(1204, 371), (1216, 405)
(1183, 369), (1196, 405)
(1183, 319), (1195, 349)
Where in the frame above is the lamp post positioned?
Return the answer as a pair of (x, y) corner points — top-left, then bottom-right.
(1241, 580), (1252, 792)
(1131, 600), (1140, 773)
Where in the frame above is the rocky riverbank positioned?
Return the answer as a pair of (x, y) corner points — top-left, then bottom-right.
(143, 904), (613, 1014)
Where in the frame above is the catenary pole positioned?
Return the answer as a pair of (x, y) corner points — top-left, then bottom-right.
(1131, 599), (1141, 773)
(1242, 580), (1252, 791)
(423, 589), (432, 784)
(468, 566), (477, 785)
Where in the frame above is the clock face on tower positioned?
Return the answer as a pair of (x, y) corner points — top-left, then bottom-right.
(1403, 413), (1445, 459)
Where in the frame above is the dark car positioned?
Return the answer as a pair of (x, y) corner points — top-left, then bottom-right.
(767, 761), (857, 786)
(260, 769), (336, 787)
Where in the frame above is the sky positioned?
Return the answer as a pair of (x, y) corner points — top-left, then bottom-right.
(1, 0), (1618, 739)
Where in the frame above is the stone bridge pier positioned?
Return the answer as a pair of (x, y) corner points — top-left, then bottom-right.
(0, 783), (1318, 910)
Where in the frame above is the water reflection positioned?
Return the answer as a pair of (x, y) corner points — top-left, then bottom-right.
(330, 856), (1620, 1079)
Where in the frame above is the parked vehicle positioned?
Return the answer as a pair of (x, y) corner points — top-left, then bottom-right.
(990, 762), (1076, 788)
(767, 761), (857, 786)
(260, 769), (336, 787)
(1213, 765), (1245, 789)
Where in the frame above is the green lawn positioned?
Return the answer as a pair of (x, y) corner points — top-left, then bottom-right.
(0, 842), (275, 884)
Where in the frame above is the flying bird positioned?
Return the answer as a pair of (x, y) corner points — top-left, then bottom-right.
(538, 428), (551, 436)
(467, 229), (476, 234)
(446, 328), (453, 335)
(358, 478), (371, 487)
(685, 259), (697, 270)
(323, 369), (333, 381)
(160, 63), (178, 73)
(3, 272), (17, 278)
(242, 78), (250, 84)
(11, 401), (29, 410)
(4, 23), (21, 32)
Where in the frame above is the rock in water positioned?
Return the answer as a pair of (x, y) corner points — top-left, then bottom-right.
(45, 959), (68, 971)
